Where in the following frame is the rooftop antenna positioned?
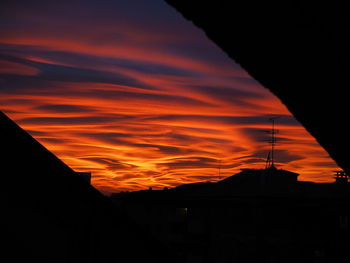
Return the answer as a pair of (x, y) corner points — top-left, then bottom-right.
(267, 116), (279, 169)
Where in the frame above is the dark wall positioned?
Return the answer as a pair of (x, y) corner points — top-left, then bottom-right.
(164, 1), (349, 174)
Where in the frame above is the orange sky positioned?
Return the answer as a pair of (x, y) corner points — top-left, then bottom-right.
(0, 0), (339, 194)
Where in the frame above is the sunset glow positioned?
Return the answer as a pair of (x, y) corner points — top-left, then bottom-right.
(0, 0), (339, 194)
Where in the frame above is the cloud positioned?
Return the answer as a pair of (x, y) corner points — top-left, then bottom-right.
(159, 157), (219, 169)
(252, 149), (304, 164)
(0, 58), (39, 76)
(18, 116), (119, 125)
(0, 0), (339, 194)
(34, 104), (95, 113)
(81, 157), (138, 171)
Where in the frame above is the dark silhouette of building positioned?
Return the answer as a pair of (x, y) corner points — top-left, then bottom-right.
(76, 171), (92, 184)
(0, 111), (174, 263)
(111, 167), (350, 263)
(2, 2), (349, 262)
(334, 171), (349, 184)
(109, 116), (349, 262)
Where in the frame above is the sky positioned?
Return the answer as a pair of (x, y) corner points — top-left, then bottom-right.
(0, 0), (339, 194)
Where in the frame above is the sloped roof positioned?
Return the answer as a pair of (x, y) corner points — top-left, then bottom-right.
(218, 167), (299, 184)
(0, 111), (173, 262)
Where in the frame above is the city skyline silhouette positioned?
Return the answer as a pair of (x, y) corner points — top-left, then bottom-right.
(1, 1), (349, 262)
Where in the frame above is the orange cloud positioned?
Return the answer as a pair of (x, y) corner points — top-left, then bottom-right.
(0, 1), (340, 195)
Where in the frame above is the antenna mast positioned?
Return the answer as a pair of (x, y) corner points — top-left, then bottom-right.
(269, 117), (279, 168)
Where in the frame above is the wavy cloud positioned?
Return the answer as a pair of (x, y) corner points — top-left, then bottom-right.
(0, 0), (339, 194)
